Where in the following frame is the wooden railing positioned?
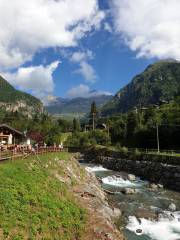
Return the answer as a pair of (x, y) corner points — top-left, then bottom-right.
(0, 147), (68, 162)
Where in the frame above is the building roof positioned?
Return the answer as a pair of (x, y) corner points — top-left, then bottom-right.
(0, 124), (24, 136)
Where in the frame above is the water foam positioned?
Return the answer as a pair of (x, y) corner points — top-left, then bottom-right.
(85, 165), (110, 173)
(102, 175), (142, 188)
(126, 211), (180, 240)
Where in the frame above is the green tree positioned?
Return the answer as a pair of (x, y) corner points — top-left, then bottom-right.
(73, 118), (81, 133)
(89, 101), (98, 130)
(126, 111), (138, 138)
(90, 101), (98, 116)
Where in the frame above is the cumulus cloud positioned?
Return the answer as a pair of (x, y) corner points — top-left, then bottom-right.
(111, 0), (180, 60)
(67, 84), (111, 98)
(0, 0), (104, 70)
(70, 50), (97, 82)
(2, 61), (60, 99)
(70, 50), (94, 63)
(75, 62), (97, 83)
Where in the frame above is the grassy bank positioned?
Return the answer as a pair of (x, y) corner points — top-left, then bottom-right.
(0, 152), (86, 240)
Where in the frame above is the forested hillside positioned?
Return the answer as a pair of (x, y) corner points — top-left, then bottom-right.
(102, 60), (180, 115)
(0, 75), (43, 116)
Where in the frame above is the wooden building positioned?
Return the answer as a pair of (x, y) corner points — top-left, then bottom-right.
(0, 124), (24, 145)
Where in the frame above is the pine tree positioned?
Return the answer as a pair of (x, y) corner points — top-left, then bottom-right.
(73, 118), (81, 132)
(90, 101), (98, 130)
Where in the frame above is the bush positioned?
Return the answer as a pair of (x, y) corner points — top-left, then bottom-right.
(119, 146), (128, 154)
(66, 130), (111, 148)
(133, 148), (141, 156)
(89, 130), (111, 146)
(66, 132), (91, 148)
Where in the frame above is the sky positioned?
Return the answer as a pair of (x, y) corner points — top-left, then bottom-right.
(0, 0), (180, 104)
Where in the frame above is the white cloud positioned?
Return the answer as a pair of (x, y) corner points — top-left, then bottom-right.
(76, 62), (97, 83)
(70, 50), (97, 82)
(70, 50), (94, 63)
(0, 0), (104, 70)
(104, 22), (113, 33)
(42, 95), (59, 106)
(111, 0), (180, 60)
(67, 84), (111, 98)
(2, 61), (60, 99)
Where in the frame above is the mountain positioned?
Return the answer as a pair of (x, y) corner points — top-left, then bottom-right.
(0, 75), (43, 117)
(102, 60), (180, 115)
(46, 95), (112, 116)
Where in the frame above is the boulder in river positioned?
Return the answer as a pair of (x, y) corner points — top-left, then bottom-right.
(127, 174), (136, 181)
(149, 183), (158, 191)
(122, 188), (137, 194)
(135, 208), (158, 220)
(168, 203), (176, 211)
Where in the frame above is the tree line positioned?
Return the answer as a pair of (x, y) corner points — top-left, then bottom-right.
(1, 97), (180, 150)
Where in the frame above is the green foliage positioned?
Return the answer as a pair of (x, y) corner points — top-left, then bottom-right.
(0, 153), (86, 239)
(90, 101), (98, 116)
(102, 60), (180, 114)
(67, 130), (111, 148)
(0, 75), (42, 113)
(109, 101), (180, 149)
(73, 118), (81, 133)
(0, 111), (74, 145)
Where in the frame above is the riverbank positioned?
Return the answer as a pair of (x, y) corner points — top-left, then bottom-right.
(81, 147), (180, 191)
(83, 163), (180, 240)
(0, 152), (124, 240)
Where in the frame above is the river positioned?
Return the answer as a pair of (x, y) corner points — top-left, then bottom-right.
(82, 163), (180, 240)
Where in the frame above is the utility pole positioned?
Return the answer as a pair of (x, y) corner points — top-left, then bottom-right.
(156, 123), (160, 153)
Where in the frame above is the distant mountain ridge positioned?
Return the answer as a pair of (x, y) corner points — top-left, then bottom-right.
(0, 75), (43, 117)
(46, 95), (112, 116)
(102, 60), (180, 115)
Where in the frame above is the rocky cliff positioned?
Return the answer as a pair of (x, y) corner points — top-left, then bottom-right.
(0, 75), (43, 117)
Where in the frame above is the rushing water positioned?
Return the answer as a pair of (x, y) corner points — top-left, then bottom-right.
(83, 163), (180, 240)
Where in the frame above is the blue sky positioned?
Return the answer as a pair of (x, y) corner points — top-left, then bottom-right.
(33, 24), (154, 98)
(0, 0), (179, 104)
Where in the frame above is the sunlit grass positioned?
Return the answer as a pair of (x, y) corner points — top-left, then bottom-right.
(0, 152), (86, 240)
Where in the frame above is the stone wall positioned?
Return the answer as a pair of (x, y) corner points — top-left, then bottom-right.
(82, 148), (180, 192)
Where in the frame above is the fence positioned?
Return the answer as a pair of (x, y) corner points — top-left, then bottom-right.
(128, 148), (180, 156)
(0, 147), (68, 162)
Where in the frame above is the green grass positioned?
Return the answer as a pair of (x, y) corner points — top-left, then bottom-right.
(147, 151), (180, 157)
(0, 152), (86, 240)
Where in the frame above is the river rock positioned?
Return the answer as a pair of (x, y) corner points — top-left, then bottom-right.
(127, 174), (136, 181)
(168, 203), (176, 211)
(112, 208), (122, 219)
(157, 184), (164, 189)
(122, 188), (137, 194)
(135, 208), (158, 220)
(100, 205), (121, 220)
(149, 183), (158, 190)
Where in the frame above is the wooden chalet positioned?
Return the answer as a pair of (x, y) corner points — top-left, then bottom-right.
(0, 124), (24, 145)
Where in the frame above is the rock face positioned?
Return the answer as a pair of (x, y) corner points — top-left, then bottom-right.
(0, 75), (43, 117)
